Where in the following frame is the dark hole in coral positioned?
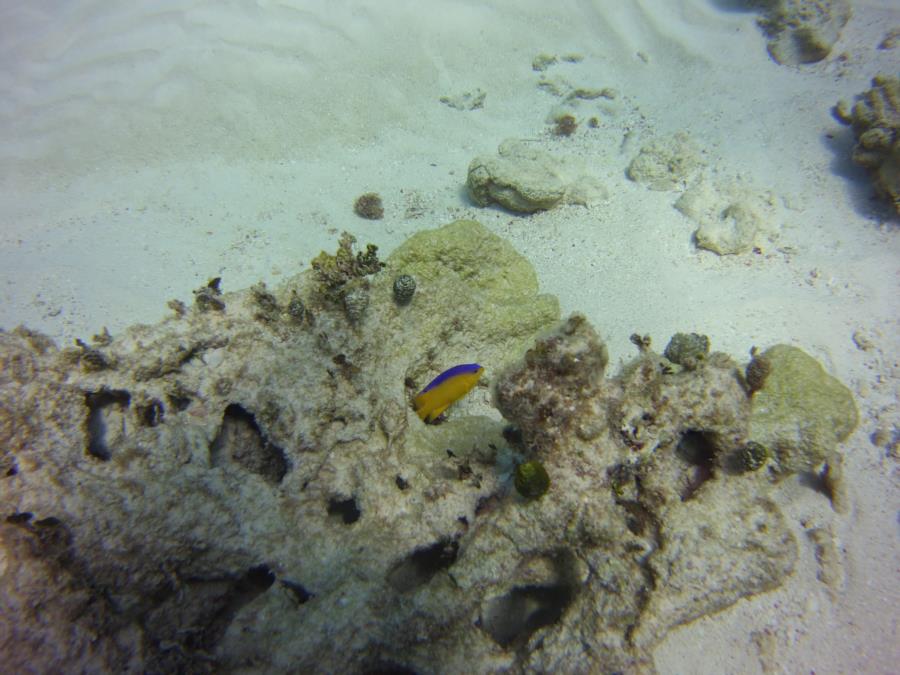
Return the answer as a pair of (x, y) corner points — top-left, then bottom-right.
(676, 430), (717, 465)
(167, 392), (192, 411)
(798, 463), (839, 505)
(141, 564), (278, 661)
(85, 388), (131, 460)
(236, 565), (275, 594)
(281, 579), (314, 604)
(608, 462), (634, 488)
(35, 517), (62, 527)
(387, 538), (459, 592)
(502, 425), (524, 447)
(5, 464), (16, 476)
(675, 430), (717, 501)
(7, 513), (73, 560)
(176, 342), (207, 367)
(618, 500), (655, 536)
(327, 497), (361, 524)
(183, 564), (276, 652)
(395, 474), (410, 490)
(85, 388), (132, 408)
(361, 663), (419, 675)
(137, 399), (165, 427)
(33, 517), (72, 555)
(481, 583), (573, 648)
(210, 404), (288, 484)
(475, 493), (501, 517)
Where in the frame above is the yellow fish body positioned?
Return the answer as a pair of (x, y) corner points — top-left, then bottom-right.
(414, 363), (484, 423)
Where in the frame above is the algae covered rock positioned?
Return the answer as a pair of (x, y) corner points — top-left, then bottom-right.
(664, 332), (710, 370)
(381, 219), (560, 369)
(835, 74), (900, 214)
(748, 344), (858, 475)
(466, 138), (607, 213)
(758, 0), (852, 65)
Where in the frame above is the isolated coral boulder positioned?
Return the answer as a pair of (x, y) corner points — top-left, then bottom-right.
(467, 139), (606, 212)
(758, 0), (852, 65)
(748, 344), (858, 474)
(627, 132), (704, 191)
(835, 74), (900, 214)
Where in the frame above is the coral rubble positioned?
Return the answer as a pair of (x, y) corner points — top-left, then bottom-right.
(0, 221), (857, 674)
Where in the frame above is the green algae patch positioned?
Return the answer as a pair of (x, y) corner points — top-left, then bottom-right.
(748, 344), (858, 474)
(381, 219), (560, 368)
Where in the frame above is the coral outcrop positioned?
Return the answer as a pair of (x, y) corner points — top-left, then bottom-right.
(0, 221), (857, 674)
(466, 139), (606, 213)
(626, 132), (704, 192)
(757, 0), (852, 65)
(747, 344), (858, 511)
(835, 74), (900, 215)
(675, 177), (777, 255)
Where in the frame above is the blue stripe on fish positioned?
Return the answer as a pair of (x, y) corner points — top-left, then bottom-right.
(419, 363), (483, 395)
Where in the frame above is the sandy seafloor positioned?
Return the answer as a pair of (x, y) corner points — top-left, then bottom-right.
(0, 1), (898, 673)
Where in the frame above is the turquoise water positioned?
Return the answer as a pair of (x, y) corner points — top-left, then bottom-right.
(1, 2), (898, 673)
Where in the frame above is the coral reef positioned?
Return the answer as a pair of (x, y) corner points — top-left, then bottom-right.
(757, 0), (852, 65)
(834, 74), (900, 215)
(467, 139), (607, 213)
(0, 221), (857, 674)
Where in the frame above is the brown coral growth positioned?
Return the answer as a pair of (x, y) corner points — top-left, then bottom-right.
(353, 192), (384, 220)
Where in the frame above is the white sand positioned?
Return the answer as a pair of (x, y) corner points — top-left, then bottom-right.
(1, 1), (898, 672)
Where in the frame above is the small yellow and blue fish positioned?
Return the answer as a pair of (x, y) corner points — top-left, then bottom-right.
(414, 363), (485, 423)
